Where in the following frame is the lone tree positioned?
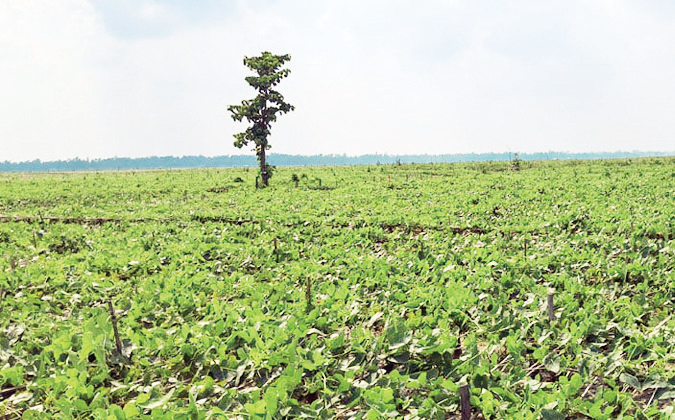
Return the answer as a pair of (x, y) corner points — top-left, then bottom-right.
(228, 52), (295, 187)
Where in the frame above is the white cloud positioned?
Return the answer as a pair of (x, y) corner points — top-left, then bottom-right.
(1, 0), (675, 162)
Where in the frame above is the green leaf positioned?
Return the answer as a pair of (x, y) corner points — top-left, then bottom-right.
(619, 372), (642, 391)
(245, 399), (267, 416)
(263, 387), (279, 416)
(543, 353), (560, 373)
(568, 373), (583, 394)
(108, 404), (126, 420)
(123, 402), (140, 418)
(541, 409), (565, 420)
(1, 365), (24, 386)
(385, 320), (411, 350)
(140, 388), (175, 410)
(73, 398), (88, 411)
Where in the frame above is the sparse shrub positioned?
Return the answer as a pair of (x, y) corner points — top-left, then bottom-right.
(512, 153), (521, 171)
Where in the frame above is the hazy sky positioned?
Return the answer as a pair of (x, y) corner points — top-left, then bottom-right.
(2, 1), (675, 162)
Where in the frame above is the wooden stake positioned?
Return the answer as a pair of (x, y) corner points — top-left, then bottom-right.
(274, 238), (279, 263)
(460, 384), (471, 420)
(108, 300), (123, 355)
(305, 276), (312, 308)
(547, 292), (555, 321)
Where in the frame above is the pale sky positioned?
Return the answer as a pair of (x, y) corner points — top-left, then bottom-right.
(2, 1), (675, 162)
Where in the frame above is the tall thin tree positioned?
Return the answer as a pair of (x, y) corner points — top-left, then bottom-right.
(228, 52), (295, 187)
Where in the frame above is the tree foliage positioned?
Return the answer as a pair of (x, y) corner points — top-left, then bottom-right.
(228, 52), (295, 187)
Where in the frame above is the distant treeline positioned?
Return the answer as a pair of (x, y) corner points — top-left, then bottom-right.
(1, 151), (673, 172)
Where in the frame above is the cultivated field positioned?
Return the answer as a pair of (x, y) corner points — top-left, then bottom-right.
(2, 159), (675, 419)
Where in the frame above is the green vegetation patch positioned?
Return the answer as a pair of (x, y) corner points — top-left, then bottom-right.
(2, 159), (675, 418)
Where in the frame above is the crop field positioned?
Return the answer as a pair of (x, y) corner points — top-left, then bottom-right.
(2, 158), (675, 419)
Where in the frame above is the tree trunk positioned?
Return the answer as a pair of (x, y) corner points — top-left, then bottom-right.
(259, 145), (269, 187)
(259, 94), (270, 187)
